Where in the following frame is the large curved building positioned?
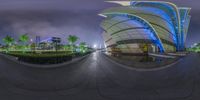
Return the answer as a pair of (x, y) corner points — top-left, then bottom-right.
(99, 1), (191, 54)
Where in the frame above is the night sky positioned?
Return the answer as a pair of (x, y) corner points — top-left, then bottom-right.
(0, 0), (199, 47)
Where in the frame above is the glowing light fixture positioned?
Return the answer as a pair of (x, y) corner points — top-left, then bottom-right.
(93, 44), (97, 48)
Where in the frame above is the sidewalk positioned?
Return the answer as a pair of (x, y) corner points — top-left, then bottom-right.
(103, 53), (180, 69)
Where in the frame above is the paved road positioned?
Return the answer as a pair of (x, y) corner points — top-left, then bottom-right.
(0, 52), (200, 100)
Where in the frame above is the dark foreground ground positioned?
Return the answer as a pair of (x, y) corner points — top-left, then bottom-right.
(0, 51), (200, 100)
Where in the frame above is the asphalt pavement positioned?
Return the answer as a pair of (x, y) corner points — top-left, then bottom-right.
(0, 52), (200, 100)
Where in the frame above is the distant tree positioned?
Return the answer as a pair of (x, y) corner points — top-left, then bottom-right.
(19, 34), (29, 45)
(19, 34), (29, 53)
(30, 43), (36, 52)
(64, 44), (71, 51)
(67, 35), (79, 53)
(67, 35), (79, 45)
(79, 42), (87, 53)
(3, 35), (15, 52)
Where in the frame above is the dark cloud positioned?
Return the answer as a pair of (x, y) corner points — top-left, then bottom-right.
(0, 10), (104, 46)
(0, 0), (199, 47)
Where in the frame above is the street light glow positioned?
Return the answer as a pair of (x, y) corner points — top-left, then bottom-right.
(93, 44), (97, 48)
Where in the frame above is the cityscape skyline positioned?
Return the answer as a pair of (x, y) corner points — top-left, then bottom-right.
(0, 1), (200, 100)
(0, 0), (199, 47)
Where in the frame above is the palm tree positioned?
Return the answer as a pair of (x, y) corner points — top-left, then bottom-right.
(3, 35), (15, 52)
(67, 35), (79, 53)
(79, 42), (87, 53)
(19, 34), (29, 52)
(19, 34), (29, 44)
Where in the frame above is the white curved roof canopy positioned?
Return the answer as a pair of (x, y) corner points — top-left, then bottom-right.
(100, 7), (177, 45)
(100, 1), (191, 52)
(101, 14), (165, 52)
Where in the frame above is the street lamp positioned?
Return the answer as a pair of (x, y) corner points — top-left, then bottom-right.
(93, 44), (97, 49)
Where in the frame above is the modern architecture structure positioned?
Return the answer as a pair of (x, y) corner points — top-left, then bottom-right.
(37, 37), (61, 50)
(99, 1), (191, 54)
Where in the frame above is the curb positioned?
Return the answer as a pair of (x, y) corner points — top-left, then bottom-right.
(0, 53), (90, 69)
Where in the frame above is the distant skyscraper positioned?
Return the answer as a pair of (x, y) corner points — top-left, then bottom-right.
(36, 36), (41, 46)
